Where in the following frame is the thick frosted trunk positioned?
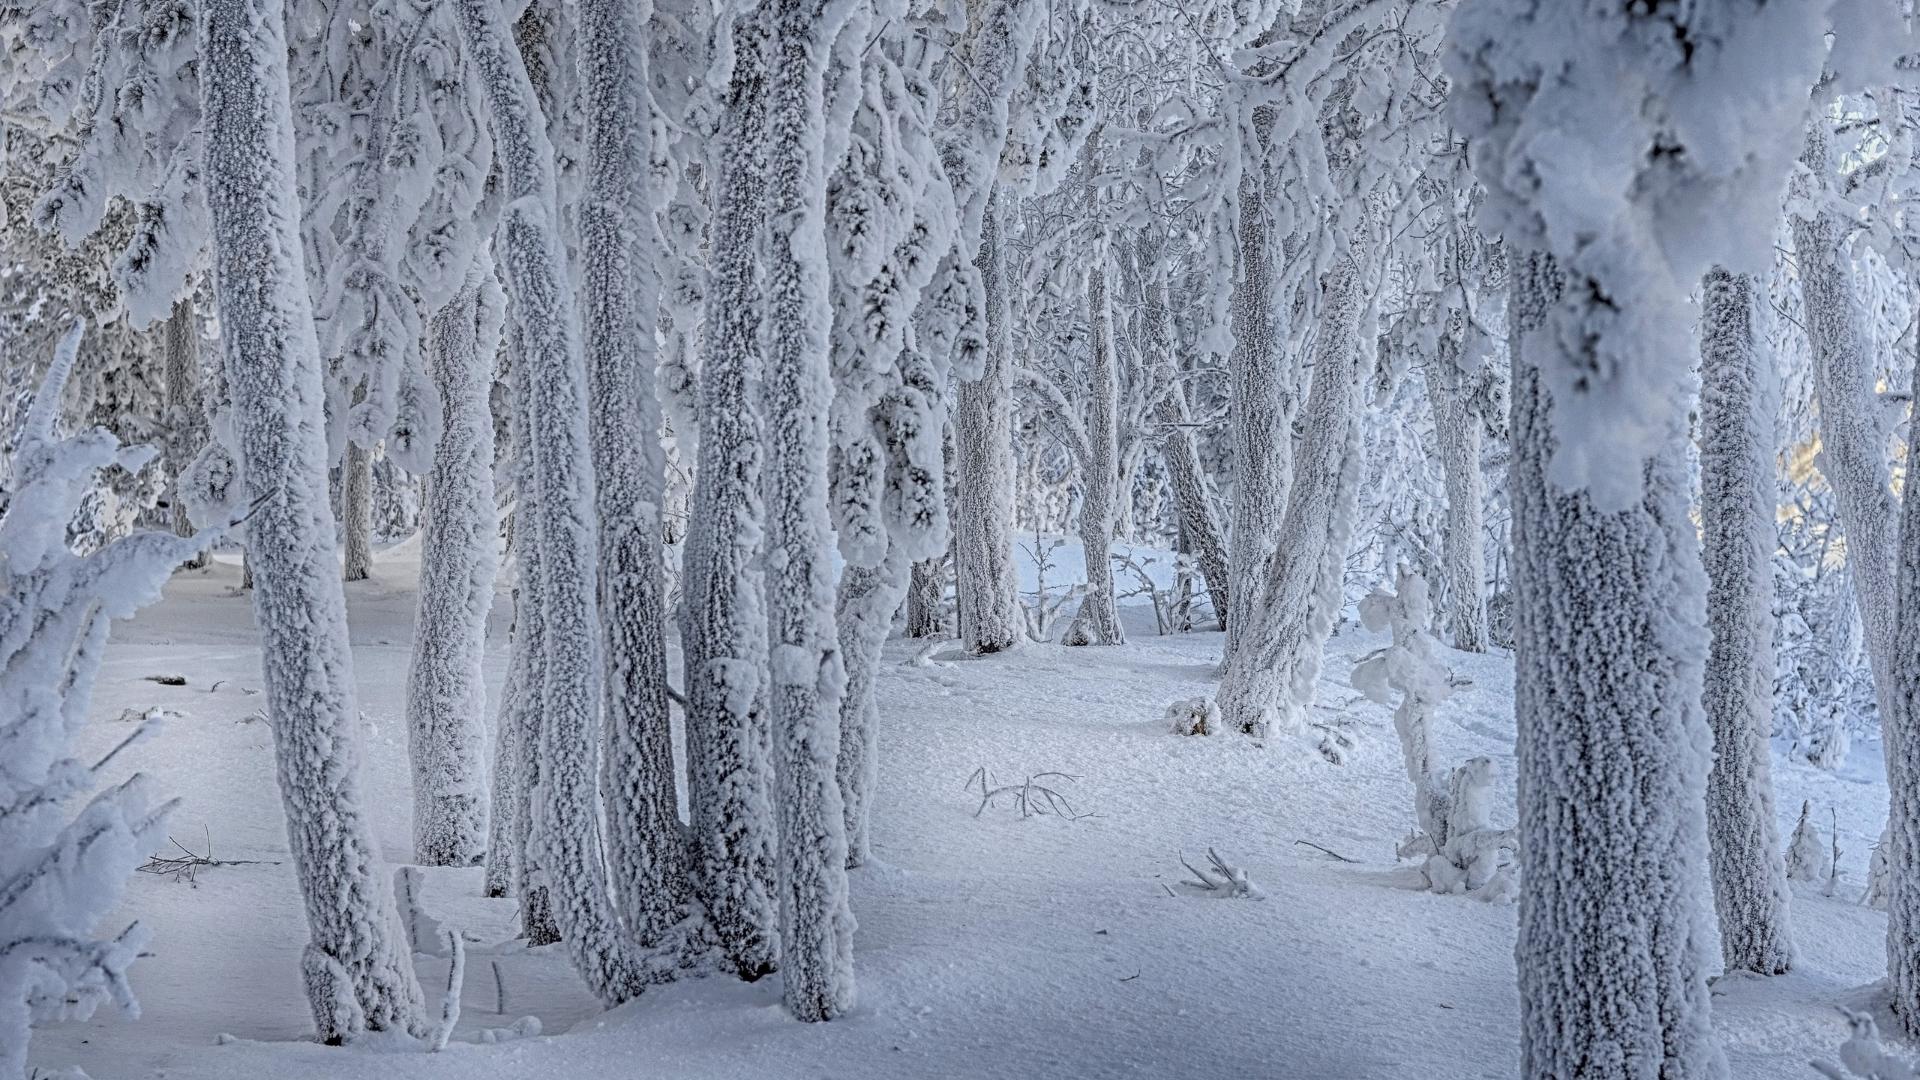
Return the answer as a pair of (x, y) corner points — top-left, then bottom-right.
(952, 200), (1021, 653)
(503, 341), (559, 942)
(1155, 384), (1228, 630)
(1217, 258), (1364, 736)
(405, 264), (502, 867)
(163, 299), (209, 568)
(761, 0), (856, 1021)
(1888, 321), (1920, 1027)
(836, 546), (911, 867)
(454, 0), (646, 1004)
(198, 0), (425, 1040)
(1508, 251), (1725, 1079)
(680, 15), (779, 981)
(1425, 340), (1486, 652)
(1697, 266), (1794, 976)
(579, 0), (694, 951)
(342, 437), (374, 581)
(1225, 180), (1289, 657)
(1063, 254), (1123, 647)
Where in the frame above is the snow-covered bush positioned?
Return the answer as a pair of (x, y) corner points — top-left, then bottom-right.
(1787, 800), (1832, 883)
(1354, 572), (1513, 899)
(1, 322), (216, 1079)
(1166, 697), (1221, 737)
(1814, 1011), (1920, 1080)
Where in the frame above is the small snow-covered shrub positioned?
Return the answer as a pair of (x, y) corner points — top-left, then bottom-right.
(1, 323), (218, 1079)
(1814, 1011), (1920, 1080)
(1786, 800), (1832, 883)
(1166, 697), (1221, 736)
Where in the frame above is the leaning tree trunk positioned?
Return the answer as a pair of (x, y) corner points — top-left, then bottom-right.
(579, 0), (697, 953)
(198, 0), (426, 1040)
(1063, 246), (1124, 647)
(1216, 256), (1364, 737)
(455, 0), (647, 1005)
(1424, 333), (1487, 653)
(404, 259), (504, 867)
(1155, 383), (1229, 630)
(760, 0), (857, 1021)
(1697, 266), (1794, 976)
(162, 298), (209, 568)
(679, 11), (779, 982)
(342, 432), (374, 581)
(1507, 250), (1725, 1078)
(952, 198), (1022, 653)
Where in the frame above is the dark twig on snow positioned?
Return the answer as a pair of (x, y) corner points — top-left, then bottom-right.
(136, 827), (279, 885)
(1294, 839), (1359, 864)
(964, 766), (1095, 821)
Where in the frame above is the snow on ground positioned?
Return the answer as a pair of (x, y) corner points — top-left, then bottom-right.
(23, 543), (1899, 1079)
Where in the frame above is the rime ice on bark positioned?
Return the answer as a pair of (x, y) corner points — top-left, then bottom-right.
(405, 257), (504, 867)
(679, 12), (779, 981)
(1697, 265), (1794, 975)
(198, 0), (426, 1040)
(952, 199), (1022, 653)
(759, 0), (857, 1021)
(1060, 241), (1124, 647)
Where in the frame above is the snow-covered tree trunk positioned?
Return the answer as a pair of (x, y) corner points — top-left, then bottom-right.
(1792, 129), (1900, 716)
(1883, 284), (1920, 1029)
(1424, 337), (1486, 652)
(502, 350), (558, 943)
(1216, 256), (1365, 738)
(404, 259), (504, 867)
(1697, 265), (1794, 976)
(1506, 250), (1725, 1077)
(1062, 247), (1124, 647)
(482, 629), (521, 898)
(342, 435), (374, 581)
(904, 556), (944, 637)
(162, 299), (209, 569)
(1154, 383), (1228, 630)
(759, 0), (856, 1021)
(454, 0), (647, 1005)
(578, 0), (696, 952)
(1224, 180), (1288, 657)
(952, 198), (1021, 653)
(679, 12), (779, 982)
(836, 547), (910, 868)
(198, 0), (426, 1040)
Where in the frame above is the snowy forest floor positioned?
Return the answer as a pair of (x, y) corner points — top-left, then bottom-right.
(26, 543), (1903, 1079)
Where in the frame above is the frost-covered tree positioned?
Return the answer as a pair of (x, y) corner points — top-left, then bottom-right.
(679, 10), (780, 982)
(0, 323), (215, 1079)
(1697, 265), (1794, 975)
(199, 0), (426, 1039)
(404, 256), (504, 867)
(759, 0), (859, 1021)
(1448, 0), (1833, 1065)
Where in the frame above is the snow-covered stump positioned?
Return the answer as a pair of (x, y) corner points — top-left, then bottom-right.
(679, 11), (780, 984)
(578, 0), (699, 955)
(199, 0), (427, 1040)
(837, 549), (912, 869)
(760, 0), (857, 1021)
(1697, 265), (1794, 975)
(1502, 252), (1724, 1078)
(952, 200), (1023, 655)
(1061, 249), (1124, 648)
(0, 324), (217, 1079)
(1216, 256), (1365, 742)
(1786, 801), (1832, 884)
(454, 0), (648, 1005)
(342, 438), (374, 581)
(404, 261), (504, 868)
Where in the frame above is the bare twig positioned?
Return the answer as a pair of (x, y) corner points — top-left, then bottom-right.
(1294, 839), (1359, 864)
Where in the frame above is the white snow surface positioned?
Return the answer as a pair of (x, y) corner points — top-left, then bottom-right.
(23, 543), (1906, 1079)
